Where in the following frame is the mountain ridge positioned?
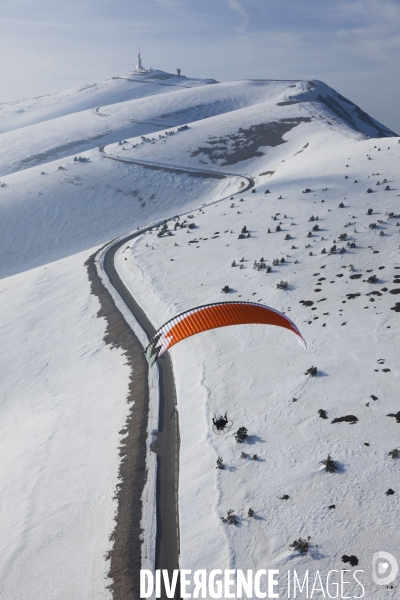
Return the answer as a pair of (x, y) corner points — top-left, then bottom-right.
(0, 75), (396, 178)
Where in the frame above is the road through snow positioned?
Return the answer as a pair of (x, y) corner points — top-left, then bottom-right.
(103, 232), (181, 598)
(98, 153), (253, 599)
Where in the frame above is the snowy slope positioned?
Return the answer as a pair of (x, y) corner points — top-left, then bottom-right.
(1, 79), (395, 177)
(116, 132), (400, 598)
(0, 249), (130, 600)
(1, 78), (369, 278)
(0, 78), (387, 279)
(0, 79), (290, 176)
(0, 150), (239, 279)
(104, 81), (396, 178)
(287, 79), (396, 138)
(0, 70), (216, 134)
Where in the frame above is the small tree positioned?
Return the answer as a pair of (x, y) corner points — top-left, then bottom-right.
(221, 510), (238, 525)
(388, 449), (400, 459)
(222, 285), (231, 293)
(290, 537), (311, 553)
(305, 366), (318, 376)
(241, 452), (248, 459)
(367, 208), (373, 215)
(235, 427), (248, 443)
(248, 508), (254, 517)
(216, 457), (225, 469)
(227, 510), (238, 524)
(277, 281), (288, 289)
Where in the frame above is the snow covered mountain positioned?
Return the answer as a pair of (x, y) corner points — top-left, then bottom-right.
(0, 69), (399, 600)
(0, 75), (396, 279)
(0, 78), (395, 178)
(0, 69), (217, 134)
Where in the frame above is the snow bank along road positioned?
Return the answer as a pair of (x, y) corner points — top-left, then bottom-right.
(101, 150), (256, 188)
(99, 153), (253, 599)
(103, 231), (181, 595)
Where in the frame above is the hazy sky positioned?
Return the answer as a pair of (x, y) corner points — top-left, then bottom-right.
(1, 0), (399, 132)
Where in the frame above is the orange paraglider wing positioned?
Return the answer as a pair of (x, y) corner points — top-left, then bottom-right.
(145, 301), (305, 366)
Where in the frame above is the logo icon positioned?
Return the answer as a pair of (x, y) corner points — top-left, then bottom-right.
(372, 552), (398, 586)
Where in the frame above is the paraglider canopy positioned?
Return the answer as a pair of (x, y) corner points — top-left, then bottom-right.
(145, 301), (306, 367)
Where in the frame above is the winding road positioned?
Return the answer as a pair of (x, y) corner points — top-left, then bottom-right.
(99, 151), (253, 598)
(103, 232), (181, 596)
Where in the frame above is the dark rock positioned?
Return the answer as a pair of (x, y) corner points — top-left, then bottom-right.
(331, 415), (358, 424)
(342, 555), (359, 567)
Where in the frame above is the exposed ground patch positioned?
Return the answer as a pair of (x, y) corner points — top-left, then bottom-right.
(86, 249), (149, 600)
(190, 118), (312, 166)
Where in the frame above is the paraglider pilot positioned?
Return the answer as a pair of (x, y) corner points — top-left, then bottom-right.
(213, 413), (228, 431)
